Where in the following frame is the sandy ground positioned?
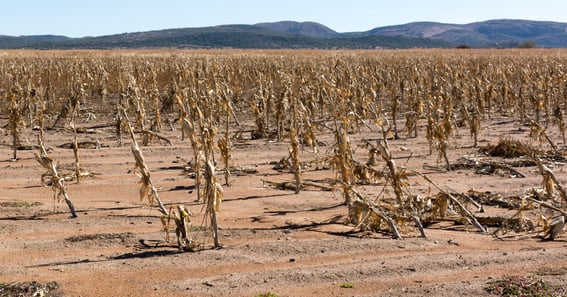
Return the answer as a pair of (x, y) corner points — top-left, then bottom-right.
(1, 115), (567, 297)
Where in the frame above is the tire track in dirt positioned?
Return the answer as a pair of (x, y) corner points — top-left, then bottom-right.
(19, 229), (560, 297)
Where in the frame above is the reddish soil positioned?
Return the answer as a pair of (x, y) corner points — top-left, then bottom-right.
(1, 115), (567, 296)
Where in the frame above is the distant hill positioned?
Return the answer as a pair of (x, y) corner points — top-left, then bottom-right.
(1, 19), (566, 49)
(0, 23), (450, 49)
(253, 21), (338, 37)
(367, 19), (567, 48)
(0, 35), (69, 48)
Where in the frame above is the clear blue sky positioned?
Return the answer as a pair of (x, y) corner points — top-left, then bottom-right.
(3, 0), (567, 37)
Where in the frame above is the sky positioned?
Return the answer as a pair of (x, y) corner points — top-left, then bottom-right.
(3, 0), (567, 37)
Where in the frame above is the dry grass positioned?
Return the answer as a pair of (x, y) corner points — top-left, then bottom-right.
(480, 138), (537, 158)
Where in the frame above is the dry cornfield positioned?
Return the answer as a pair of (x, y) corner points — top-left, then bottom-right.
(1, 49), (567, 296)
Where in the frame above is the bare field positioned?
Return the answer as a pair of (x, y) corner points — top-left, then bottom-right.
(1, 49), (567, 296)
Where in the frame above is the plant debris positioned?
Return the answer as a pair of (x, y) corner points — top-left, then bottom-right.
(484, 275), (566, 296)
(0, 281), (60, 297)
(65, 232), (134, 242)
(480, 138), (537, 158)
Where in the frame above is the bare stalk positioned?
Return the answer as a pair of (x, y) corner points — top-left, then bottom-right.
(35, 137), (77, 218)
(8, 88), (24, 161)
(182, 118), (203, 202)
(534, 156), (567, 204)
(121, 108), (168, 216)
(201, 127), (223, 248)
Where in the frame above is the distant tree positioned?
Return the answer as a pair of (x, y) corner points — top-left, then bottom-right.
(455, 44), (471, 49)
(517, 40), (537, 48)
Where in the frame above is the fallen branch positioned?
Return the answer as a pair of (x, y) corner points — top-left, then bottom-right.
(525, 197), (567, 216)
(262, 179), (333, 192)
(141, 129), (172, 146)
(58, 141), (102, 149)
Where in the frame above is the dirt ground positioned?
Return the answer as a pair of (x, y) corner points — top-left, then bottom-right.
(1, 115), (567, 297)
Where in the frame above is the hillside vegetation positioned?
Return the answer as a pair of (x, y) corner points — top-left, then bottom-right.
(0, 19), (565, 49)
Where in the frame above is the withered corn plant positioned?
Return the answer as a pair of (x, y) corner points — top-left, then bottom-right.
(30, 86), (47, 144)
(217, 82), (237, 186)
(122, 107), (194, 249)
(553, 107), (566, 144)
(374, 119), (409, 212)
(161, 205), (193, 251)
(330, 114), (403, 238)
(68, 84), (83, 183)
(533, 156), (567, 204)
(289, 95), (302, 194)
(218, 136), (231, 186)
(8, 87), (25, 161)
(251, 76), (269, 139)
(338, 180), (402, 239)
(404, 111), (418, 138)
(129, 78), (148, 145)
(182, 117), (203, 201)
(366, 117), (428, 237)
(469, 107), (482, 148)
(426, 104), (451, 169)
(114, 99), (127, 146)
(121, 108), (168, 216)
(201, 126), (223, 248)
(35, 137), (77, 218)
(147, 70), (163, 133)
(331, 118), (355, 221)
(524, 111), (559, 153)
(6, 49), (567, 244)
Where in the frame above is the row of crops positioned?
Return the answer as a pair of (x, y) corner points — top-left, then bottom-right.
(1, 49), (566, 248)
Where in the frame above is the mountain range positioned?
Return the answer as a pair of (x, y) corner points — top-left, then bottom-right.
(1, 19), (566, 49)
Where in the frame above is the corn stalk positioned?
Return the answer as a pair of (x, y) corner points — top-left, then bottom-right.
(8, 87), (25, 161)
(121, 98), (196, 250)
(218, 136), (231, 186)
(289, 103), (301, 194)
(373, 120), (407, 211)
(524, 111), (559, 154)
(161, 205), (193, 251)
(121, 107), (168, 216)
(533, 156), (567, 204)
(553, 106), (566, 144)
(201, 127), (223, 248)
(182, 117), (203, 202)
(466, 106), (482, 148)
(126, 118), (192, 249)
(332, 118), (356, 222)
(35, 137), (77, 218)
(218, 83), (236, 186)
(69, 86), (82, 183)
